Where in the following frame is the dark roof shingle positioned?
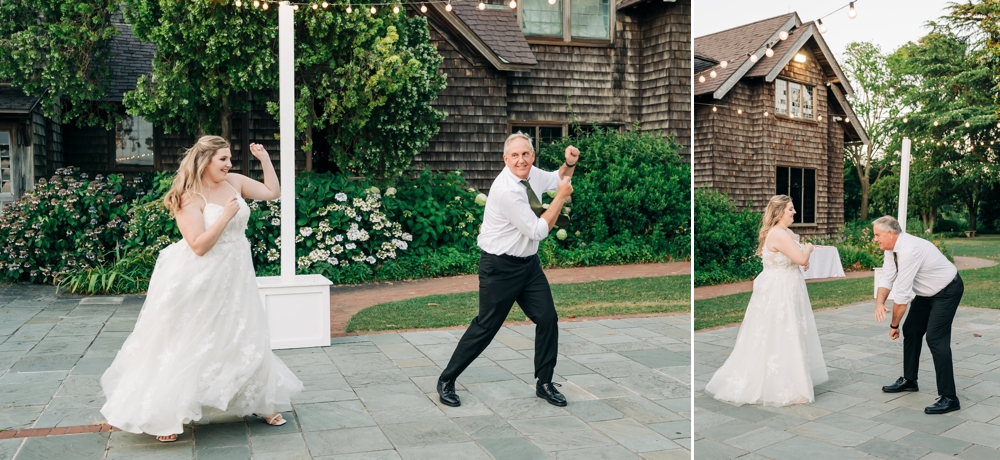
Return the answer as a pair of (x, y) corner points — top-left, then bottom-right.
(693, 13), (796, 96)
(452, 3), (536, 66)
(0, 86), (39, 114)
(104, 11), (156, 103)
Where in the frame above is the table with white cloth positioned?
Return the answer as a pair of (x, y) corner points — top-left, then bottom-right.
(801, 245), (846, 280)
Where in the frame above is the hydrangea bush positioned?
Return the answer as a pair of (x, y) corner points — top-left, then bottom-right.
(0, 167), (149, 283)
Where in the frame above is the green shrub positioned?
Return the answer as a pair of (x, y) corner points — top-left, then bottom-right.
(536, 125), (690, 260)
(56, 247), (157, 295)
(382, 168), (483, 250)
(694, 188), (761, 286)
(0, 168), (150, 283)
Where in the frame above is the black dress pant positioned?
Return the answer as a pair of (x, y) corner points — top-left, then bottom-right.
(440, 251), (559, 384)
(902, 274), (964, 397)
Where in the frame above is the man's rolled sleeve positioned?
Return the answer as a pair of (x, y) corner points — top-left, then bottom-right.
(499, 190), (549, 241)
(878, 250), (896, 291)
(892, 250), (919, 305)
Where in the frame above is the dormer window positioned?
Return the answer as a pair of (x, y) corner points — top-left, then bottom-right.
(520, 0), (612, 43)
(775, 78), (814, 119)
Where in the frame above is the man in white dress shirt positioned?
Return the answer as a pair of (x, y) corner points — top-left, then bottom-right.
(437, 132), (577, 408)
(873, 216), (964, 414)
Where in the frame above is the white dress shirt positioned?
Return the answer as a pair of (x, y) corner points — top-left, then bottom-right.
(477, 166), (561, 258)
(878, 232), (957, 305)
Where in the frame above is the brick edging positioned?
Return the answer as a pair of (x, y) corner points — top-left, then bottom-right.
(0, 424), (119, 439)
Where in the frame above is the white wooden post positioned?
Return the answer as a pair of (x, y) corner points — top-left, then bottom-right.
(898, 138), (911, 232)
(255, 1), (333, 349)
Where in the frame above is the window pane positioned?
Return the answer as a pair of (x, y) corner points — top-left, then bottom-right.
(522, 0), (563, 37)
(115, 115), (155, 166)
(511, 126), (538, 150)
(802, 86), (813, 119)
(775, 166), (789, 196)
(0, 132), (11, 194)
(776, 80), (787, 115)
(790, 167), (803, 224)
(571, 0), (610, 39)
(803, 169), (816, 223)
(789, 83), (801, 118)
(539, 126), (563, 146)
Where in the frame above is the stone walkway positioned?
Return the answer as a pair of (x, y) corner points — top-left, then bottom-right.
(329, 262), (690, 337)
(0, 285), (691, 459)
(695, 302), (1000, 460)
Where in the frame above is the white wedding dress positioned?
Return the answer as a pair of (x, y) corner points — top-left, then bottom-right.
(705, 232), (828, 406)
(101, 187), (303, 436)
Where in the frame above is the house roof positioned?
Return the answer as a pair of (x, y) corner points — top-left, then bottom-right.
(0, 86), (39, 115)
(428, 2), (536, 70)
(104, 11), (156, 103)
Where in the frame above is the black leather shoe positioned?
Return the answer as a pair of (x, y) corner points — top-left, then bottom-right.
(925, 396), (960, 414)
(882, 377), (919, 393)
(437, 379), (460, 407)
(536, 382), (567, 407)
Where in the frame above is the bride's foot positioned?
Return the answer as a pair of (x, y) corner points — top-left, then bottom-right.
(257, 413), (286, 426)
(156, 434), (178, 442)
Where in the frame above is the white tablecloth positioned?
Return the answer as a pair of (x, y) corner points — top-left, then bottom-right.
(801, 245), (845, 280)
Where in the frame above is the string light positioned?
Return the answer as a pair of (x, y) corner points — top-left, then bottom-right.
(749, 53), (758, 63)
(262, 2), (268, 9)
(816, 19), (827, 34)
(346, 4), (352, 12)
(312, 3), (318, 9)
(322, 1), (328, 7)
(292, 4), (298, 9)
(445, 1), (452, 11)
(548, 0), (556, 4)
(712, 106), (717, 113)
(478, 1), (485, 9)
(719, 60), (728, 69)
(709, 70), (717, 78)
(420, 3), (427, 12)
(370, 5), (376, 13)
(699, 75), (706, 83)
(934, 120), (939, 126)
(393, 4), (400, 12)
(765, 46), (774, 58)
(764, 110), (769, 117)
(779, 30), (789, 41)
(509, 0), (516, 8)
(902, 117), (908, 123)
(848, 2), (857, 19)
(235, 0), (242, 6)
(737, 109), (743, 115)
(253, 0), (260, 7)
(965, 121), (971, 128)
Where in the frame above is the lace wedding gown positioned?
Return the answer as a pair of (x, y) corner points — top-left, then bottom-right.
(101, 190), (303, 436)
(705, 236), (828, 406)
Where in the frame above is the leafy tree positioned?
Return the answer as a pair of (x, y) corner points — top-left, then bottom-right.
(122, 0), (277, 139)
(893, 28), (1000, 233)
(842, 41), (904, 220)
(947, 0), (1000, 104)
(268, 6), (446, 180)
(0, 0), (120, 128)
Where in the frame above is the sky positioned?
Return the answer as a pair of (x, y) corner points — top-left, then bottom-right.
(693, 0), (957, 58)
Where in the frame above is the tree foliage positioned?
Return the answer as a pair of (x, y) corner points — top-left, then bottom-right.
(122, 0), (277, 138)
(267, 6), (446, 180)
(0, 0), (120, 128)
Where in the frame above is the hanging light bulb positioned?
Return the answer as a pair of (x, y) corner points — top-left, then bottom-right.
(510, 0), (517, 7)
(709, 70), (717, 78)
(346, 4), (352, 12)
(235, 0), (242, 6)
(765, 47), (774, 58)
(312, 3), (318, 9)
(712, 106), (717, 113)
(445, 1), (452, 11)
(779, 30), (789, 41)
(750, 53), (758, 63)
(322, 1), (328, 7)
(370, 5), (376, 13)
(292, 4), (298, 9)
(262, 2), (268, 9)
(818, 115), (822, 121)
(719, 60), (728, 69)
(738, 109), (743, 115)
(934, 120), (939, 126)
(420, 3), (427, 12)
(848, 2), (857, 19)
(966, 121), (971, 128)
(903, 117), (908, 123)
(699, 75), (706, 83)
(816, 19), (827, 34)
(253, 0), (260, 7)
(478, 1), (485, 9)
(548, 0), (556, 4)
(393, 4), (400, 13)
(764, 110), (769, 117)
(844, 117), (850, 123)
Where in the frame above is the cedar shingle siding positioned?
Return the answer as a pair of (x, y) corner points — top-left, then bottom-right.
(694, 13), (867, 236)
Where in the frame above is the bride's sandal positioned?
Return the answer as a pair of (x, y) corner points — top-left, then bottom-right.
(156, 434), (178, 442)
(255, 413), (287, 426)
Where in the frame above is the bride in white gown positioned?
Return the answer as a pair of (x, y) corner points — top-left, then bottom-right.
(101, 136), (303, 441)
(705, 195), (828, 406)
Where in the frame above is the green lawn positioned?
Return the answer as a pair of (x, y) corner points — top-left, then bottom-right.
(346, 275), (690, 333)
(694, 235), (1000, 331)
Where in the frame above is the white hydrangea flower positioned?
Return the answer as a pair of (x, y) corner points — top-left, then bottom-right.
(475, 193), (487, 206)
(346, 243), (356, 250)
(332, 245), (344, 254)
(335, 192), (348, 202)
(556, 229), (568, 240)
(300, 227), (313, 237)
(385, 187), (396, 196)
(366, 256), (376, 264)
(271, 218), (280, 226)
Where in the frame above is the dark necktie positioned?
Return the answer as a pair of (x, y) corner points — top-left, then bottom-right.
(893, 251), (898, 271)
(520, 179), (570, 227)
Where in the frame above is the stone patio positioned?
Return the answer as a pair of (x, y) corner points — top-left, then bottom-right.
(695, 302), (1000, 460)
(0, 284), (690, 459)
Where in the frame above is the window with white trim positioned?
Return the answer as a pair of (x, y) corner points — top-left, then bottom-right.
(775, 79), (815, 119)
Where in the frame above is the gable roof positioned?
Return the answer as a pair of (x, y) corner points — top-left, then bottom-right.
(426, 2), (536, 70)
(0, 86), (39, 115)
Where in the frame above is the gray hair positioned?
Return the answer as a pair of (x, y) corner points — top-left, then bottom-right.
(873, 216), (903, 234)
(503, 132), (535, 156)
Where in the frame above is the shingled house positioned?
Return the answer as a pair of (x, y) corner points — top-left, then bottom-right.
(694, 13), (869, 236)
(1, 0), (690, 197)
(0, 86), (62, 212)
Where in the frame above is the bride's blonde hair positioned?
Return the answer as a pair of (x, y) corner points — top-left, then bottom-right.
(756, 195), (793, 255)
(164, 136), (230, 214)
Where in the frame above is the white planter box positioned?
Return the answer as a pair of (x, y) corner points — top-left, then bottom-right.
(257, 275), (333, 350)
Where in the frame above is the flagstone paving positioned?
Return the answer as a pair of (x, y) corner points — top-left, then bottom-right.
(0, 284), (690, 459)
(695, 302), (1000, 459)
